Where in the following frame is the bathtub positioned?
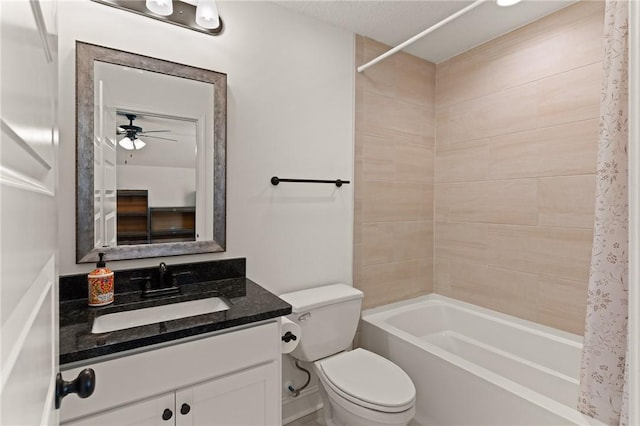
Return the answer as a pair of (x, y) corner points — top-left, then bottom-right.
(360, 294), (606, 426)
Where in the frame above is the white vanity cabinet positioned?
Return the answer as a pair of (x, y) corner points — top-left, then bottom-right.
(60, 321), (281, 426)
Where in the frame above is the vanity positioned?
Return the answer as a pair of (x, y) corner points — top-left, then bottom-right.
(58, 258), (291, 425)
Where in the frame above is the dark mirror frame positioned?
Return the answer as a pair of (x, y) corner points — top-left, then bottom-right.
(76, 41), (226, 263)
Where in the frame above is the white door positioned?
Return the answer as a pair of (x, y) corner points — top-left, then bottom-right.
(63, 393), (175, 426)
(93, 80), (117, 248)
(0, 0), (59, 425)
(175, 363), (279, 426)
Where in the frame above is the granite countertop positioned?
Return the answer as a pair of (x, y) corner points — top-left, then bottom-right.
(59, 259), (291, 365)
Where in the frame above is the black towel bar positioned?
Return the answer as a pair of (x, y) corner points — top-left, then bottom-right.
(270, 176), (350, 187)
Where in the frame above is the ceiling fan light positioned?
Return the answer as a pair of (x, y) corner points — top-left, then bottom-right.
(119, 136), (135, 150)
(132, 138), (146, 150)
(146, 0), (173, 16)
(195, 0), (220, 29)
(496, 0), (522, 7)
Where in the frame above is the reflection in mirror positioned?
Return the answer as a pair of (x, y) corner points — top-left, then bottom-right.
(77, 42), (226, 263)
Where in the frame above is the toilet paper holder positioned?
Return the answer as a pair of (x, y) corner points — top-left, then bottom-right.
(282, 331), (297, 343)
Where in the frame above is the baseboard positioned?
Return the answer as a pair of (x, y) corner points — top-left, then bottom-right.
(281, 384), (323, 425)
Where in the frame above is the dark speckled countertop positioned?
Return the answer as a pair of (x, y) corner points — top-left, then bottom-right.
(59, 258), (291, 365)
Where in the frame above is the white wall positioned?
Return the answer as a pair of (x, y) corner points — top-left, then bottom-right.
(58, 1), (354, 294)
(117, 165), (196, 207)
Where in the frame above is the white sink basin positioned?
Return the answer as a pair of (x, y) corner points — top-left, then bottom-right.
(91, 297), (230, 333)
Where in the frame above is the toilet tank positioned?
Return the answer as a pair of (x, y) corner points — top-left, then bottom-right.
(279, 284), (363, 362)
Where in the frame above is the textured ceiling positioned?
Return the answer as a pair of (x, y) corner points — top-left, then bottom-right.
(274, 0), (577, 64)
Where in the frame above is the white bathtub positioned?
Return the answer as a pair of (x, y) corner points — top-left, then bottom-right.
(360, 294), (605, 426)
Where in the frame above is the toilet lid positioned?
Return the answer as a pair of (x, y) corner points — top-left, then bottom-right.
(317, 349), (415, 412)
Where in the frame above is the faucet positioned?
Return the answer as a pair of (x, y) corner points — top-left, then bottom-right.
(159, 262), (169, 288)
(140, 262), (181, 298)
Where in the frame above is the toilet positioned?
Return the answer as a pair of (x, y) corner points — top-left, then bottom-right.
(280, 284), (416, 426)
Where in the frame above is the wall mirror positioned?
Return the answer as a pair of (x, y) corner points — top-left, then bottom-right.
(76, 41), (226, 263)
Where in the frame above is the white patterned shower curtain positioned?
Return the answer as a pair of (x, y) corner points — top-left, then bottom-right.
(578, 1), (629, 425)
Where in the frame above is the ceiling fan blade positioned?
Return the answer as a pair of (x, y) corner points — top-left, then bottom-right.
(138, 130), (171, 134)
(143, 135), (178, 142)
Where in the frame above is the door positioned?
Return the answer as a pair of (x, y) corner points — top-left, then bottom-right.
(93, 79), (118, 248)
(63, 393), (175, 426)
(175, 363), (279, 426)
(0, 0), (59, 425)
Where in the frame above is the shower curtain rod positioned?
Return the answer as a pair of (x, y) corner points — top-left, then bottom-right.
(357, 0), (488, 73)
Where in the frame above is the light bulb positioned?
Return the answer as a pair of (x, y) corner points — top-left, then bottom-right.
(132, 137), (146, 150)
(119, 136), (135, 150)
(196, 0), (220, 29)
(146, 0), (173, 16)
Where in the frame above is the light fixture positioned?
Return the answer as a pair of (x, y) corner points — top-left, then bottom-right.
(195, 0), (220, 29)
(146, 0), (173, 16)
(91, 0), (224, 36)
(119, 135), (146, 151)
(496, 0), (522, 6)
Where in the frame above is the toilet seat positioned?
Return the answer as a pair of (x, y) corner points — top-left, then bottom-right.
(316, 349), (416, 413)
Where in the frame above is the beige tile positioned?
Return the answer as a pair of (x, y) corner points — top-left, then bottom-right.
(447, 182), (487, 223)
(362, 181), (421, 222)
(392, 221), (433, 261)
(361, 38), (396, 98)
(449, 96), (493, 143)
(362, 222), (394, 266)
(435, 222), (489, 264)
(449, 263), (539, 321)
(396, 51), (435, 107)
(491, 10), (603, 91)
(538, 62), (602, 128)
(538, 276), (588, 335)
(363, 136), (395, 181)
(436, 48), (492, 107)
(539, 119), (598, 176)
(537, 0), (605, 32)
(433, 257), (452, 296)
(353, 243), (363, 282)
(435, 139), (489, 183)
(434, 183), (449, 222)
(538, 175), (596, 228)
(485, 179), (538, 225)
(489, 225), (592, 282)
(422, 104), (436, 141)
(361, 259), (431, 309)
(435, 107), (451, 148)
(395, 143), (434, 183)
(419, 184), (434, 221)
(488, 83), (538, 137)
(489, 129), (544, 179)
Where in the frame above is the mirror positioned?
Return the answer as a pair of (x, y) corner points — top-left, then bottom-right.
(76, 42), (226, 263)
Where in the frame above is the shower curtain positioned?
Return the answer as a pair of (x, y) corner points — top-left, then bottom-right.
(578, 1), (629, 425)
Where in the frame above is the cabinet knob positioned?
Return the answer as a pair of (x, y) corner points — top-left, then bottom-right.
(55, 368), (96, 409)
(162, 408), (173, 421)
(180, 403), (191, 415)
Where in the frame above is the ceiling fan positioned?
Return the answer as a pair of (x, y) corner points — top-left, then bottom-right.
(116, 113), (177, 150)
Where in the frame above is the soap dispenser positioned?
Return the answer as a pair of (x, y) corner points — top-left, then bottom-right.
(88, 253), (114, 306)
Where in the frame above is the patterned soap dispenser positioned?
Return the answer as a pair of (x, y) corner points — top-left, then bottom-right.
(88, 252), (114, 306)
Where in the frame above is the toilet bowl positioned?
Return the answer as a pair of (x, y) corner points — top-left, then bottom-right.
(279, 284), (416, 426)
(314, 349), (416, 426)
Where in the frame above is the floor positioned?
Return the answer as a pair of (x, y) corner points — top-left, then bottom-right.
(285, 410), (325, 426)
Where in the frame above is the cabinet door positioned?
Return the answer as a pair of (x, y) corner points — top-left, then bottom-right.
(64, 393), (175, 426)
(176, 363), (279, 426)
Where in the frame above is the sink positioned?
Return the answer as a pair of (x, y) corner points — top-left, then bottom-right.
(91, 297), (230, 333)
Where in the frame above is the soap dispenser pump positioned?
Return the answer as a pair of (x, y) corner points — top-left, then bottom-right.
(88, 253), (114, 306)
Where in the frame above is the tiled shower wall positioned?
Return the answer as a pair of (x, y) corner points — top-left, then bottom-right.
(434, 1), (604, 334)
(354, 1), (605, 334)
(353, 35), (436, 309)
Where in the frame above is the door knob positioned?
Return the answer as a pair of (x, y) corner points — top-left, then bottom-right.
(55, 368), (96, 409)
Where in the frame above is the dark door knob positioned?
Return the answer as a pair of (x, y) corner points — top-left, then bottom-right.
(282, 331), (297, 342)
(180, 403), (191, 415)
(55, 368), (96, 409)
(162, 408), (173, 421)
